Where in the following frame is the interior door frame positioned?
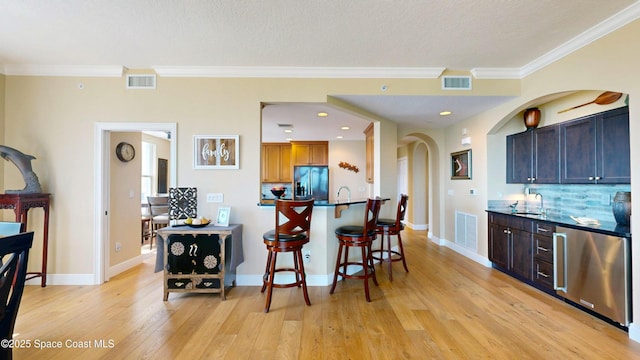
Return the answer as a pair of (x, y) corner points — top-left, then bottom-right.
(94, 122), (177, 284)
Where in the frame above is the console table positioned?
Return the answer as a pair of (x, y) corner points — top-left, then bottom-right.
(155, 223), (243, 301)
(0, 193), (50, 287)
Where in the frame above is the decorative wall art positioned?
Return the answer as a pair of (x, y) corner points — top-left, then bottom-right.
(169, 187), (198, 220)
(193, 135), (239, 169)
(451, 149), (472, 180)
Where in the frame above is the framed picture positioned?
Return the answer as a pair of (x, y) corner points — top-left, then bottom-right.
(216, 207), (231, 227)
(194, 135), (239, 169)
(451, 149), (472, 180)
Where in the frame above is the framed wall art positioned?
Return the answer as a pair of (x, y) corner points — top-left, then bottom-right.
(451, 149), (472, 180)
(193, 135), (239, 169)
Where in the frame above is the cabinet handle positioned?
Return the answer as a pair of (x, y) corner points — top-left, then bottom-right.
(531, 177), (536, 182)
(537, 271), (550, 278)
(588, 176), (595, 180)
(595, 176), (602, 180)
(537, 226), (549, 233)
(537, 246), (549, 252)
(527, 177), (531, 181)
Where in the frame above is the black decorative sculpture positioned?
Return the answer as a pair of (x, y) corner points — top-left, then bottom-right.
(0, 145), (42, 194)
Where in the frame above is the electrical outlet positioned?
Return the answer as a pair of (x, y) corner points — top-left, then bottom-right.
(115, 242), (122, 252)
(303, 250), (311, 263)
(207, 193), (224, 203)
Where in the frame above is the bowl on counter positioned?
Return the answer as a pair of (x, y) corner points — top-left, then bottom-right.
(271, 189), (285, 198)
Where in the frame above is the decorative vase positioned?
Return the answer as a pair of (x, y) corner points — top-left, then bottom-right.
(523, 108), (541, 129)
(612, 191), (631, 225)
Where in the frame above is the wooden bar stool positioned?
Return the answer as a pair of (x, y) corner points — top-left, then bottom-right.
(372, 194), (409, 281)
(261, 199), (314, 313)
(330, 198), (382, 302)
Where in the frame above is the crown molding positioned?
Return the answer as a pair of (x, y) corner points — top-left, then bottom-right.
(2, 65), (124, 77)
(470, 68), (521, 79)
(153, 66), (446, 78)
(519, 1), (640, 78)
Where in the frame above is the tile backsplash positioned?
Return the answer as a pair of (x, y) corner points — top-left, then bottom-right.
(261, 183), (293, 200)
(488, 184), (631, 223)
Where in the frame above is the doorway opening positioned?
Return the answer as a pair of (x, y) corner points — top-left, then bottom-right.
(94, 122), (177, 284)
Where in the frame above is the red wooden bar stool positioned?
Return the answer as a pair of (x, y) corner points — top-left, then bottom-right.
(372, 194), (409, 281)
(261, 199), (314, 313)
(330, 198), (382, 302)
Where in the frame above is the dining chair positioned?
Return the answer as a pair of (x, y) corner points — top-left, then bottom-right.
(372, 194), (409, 281)
(261, 198), (314, 313)
(330, 198), (382, 302)
(0, 231), (34, 360)
(147, 196), (169, 249)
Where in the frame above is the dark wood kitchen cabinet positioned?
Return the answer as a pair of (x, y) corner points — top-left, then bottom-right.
(560, 106), (629, 184)
(506, 125), (560, 184)
(488, 213), (533, 280)
(532, 221), (555, 291)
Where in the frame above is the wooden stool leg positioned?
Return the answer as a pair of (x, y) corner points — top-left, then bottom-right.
(261, 250), (273, 293)
(367, 241), (378, 286)
(264, 251), (278, 313)
(296, 249), (311, 306)
(330, 242), (344, 294)
(361, 245), (371, 302)
(398, 232), (409, 273)
(386, 230), (393, 281)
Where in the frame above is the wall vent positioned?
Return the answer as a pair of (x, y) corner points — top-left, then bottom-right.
(442, 76), (472, 90)
(126, 74), (156, 89)
(455, 211), (477, 251)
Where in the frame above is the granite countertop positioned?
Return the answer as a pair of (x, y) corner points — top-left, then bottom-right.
(259, 198), (389, 207)
(486, 209), (631, 238)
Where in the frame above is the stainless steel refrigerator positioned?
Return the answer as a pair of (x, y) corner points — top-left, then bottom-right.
(293, 166), (329, 201)
(553, 226), (630, 326)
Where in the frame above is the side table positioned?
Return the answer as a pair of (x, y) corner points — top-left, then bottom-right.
(0, 193), (51, 287)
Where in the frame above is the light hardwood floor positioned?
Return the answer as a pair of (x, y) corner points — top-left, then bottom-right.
(13, 228), (640, 359)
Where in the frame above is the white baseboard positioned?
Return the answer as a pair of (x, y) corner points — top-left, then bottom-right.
(406, 222), (428, 230)
(629, 323), (640, 343)
(26, 273), (96, 286)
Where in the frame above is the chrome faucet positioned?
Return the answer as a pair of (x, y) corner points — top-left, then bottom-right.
(337, 186), (351, 202)
(535, 193), (544, 214)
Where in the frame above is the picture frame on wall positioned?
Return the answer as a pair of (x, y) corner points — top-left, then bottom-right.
(216, 207), (231, 227)
(451, 149), (472, 180)
(193, 135), (239, 169)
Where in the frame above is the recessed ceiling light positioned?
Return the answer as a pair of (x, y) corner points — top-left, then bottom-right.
(284, 129), (293, 133)
(285, 137), (293, 141)
(440, 111), (452, 116)
(341, 126), (350, 130)
(336, 135), (343, 139)
(317, 112), (328, 117)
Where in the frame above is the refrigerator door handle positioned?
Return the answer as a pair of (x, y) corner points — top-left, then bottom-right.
(553, 232), (567, 292)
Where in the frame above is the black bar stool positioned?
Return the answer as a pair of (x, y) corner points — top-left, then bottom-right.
(330, 198), (382, 302)
(261, 199), (314, 313)
(372, 194), (409, 281)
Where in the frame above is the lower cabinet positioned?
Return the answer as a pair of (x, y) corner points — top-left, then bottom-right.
(532, 221), (556, 290)
(488, 213), (533, 281)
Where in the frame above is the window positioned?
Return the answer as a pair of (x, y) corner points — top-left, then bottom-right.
(141, 141), (156, 202)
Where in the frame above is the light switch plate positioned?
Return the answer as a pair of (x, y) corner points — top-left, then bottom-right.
(207, 193), (223, 203)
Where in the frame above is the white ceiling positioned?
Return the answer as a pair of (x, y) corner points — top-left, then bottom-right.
(1, 0), (638, 141)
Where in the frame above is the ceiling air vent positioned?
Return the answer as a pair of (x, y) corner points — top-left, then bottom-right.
(442, 76), (472, 90)
(126, 74), (156, 89)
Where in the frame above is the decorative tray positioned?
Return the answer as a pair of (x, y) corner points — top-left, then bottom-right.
(186, 222), (210, 228)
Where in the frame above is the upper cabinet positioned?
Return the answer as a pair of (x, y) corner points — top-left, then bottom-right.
(507, 106), (629, 185)
(291, 141), (328, 165)
(364, 123), (374, 183)
(261, 143), (292, 183)
(506, 125), (560, 184)
(560, 106), (629, 184)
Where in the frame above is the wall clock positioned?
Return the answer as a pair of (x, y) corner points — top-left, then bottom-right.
(115, 142), (135, 162)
